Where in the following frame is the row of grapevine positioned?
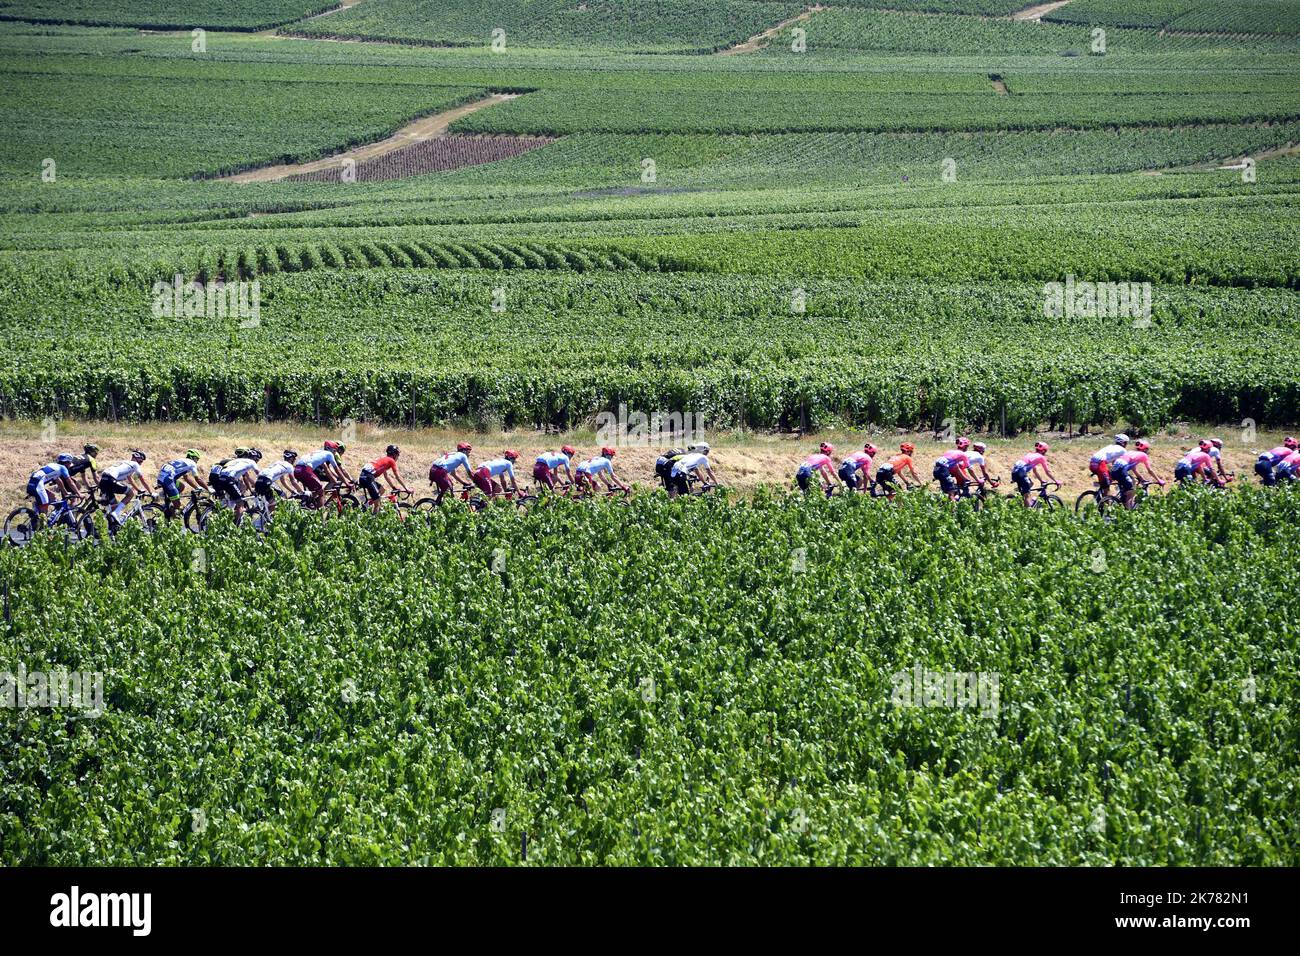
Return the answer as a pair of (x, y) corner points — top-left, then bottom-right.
(178, 239), (659, 283)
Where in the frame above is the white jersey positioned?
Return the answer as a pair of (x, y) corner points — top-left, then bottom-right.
(671, 453), (709, 477)
(224, 458), (259, 479)
(260, 461), (292, 484)
(104, 461), (141, 482)
(966, 452), (986, 469)
(1090, 444), (1127, 464)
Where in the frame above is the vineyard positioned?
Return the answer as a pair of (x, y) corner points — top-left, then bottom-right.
(3, 490), (1297, 864)
(2, 0), (1299, 870)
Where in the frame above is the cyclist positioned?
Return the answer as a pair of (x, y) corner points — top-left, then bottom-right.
(473, 450), (521, 499)
(872, 442), (920, 497)
(220, 448), (263, 522)
(1112, 440), (1165, 508)
(62, 443), (100, 495)
(429, 441), (476, 502)
(1088, 434), (1130, 494)
(795, 442), (836, 496)
(839, 443), (876, 492)
(1202, 437), (1230, 482)
(1174, 441), (1223, 487)
(296, 442), (351, 507)
(668, 443), (716, 498)
(1276, 445), (1300, 483)
(156, 449), (208, 519)
(655, 448), (686, 491)
(25, 457), (80, 521)
(575, 447), (629, 497)
(1011, 441), (1059, 507)
(534, 445), (577, 492)
(1254, 437), (1297, 486)
(358, 444), (413, 512)
(934, 437), (978, 500)
(254, 450), (302, 513)
(99, 450), (151, 524)
(318, 441), (355, 485)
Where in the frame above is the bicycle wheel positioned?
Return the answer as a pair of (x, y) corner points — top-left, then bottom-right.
(4, 507), (39, 546)
(340, 493), (362, 510)
(183, 502), (205, 534)
(79, 511), (107, 541)
(140, 504), (166, 533)
(1075, 491), (1102, 519)
(1044, 495), (1064, 511)
(412, 497), (439, 512)
(195, 502), (221, 531)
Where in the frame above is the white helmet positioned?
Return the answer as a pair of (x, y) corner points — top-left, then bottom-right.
(1114, 434), (1129, 445)
(689, 442), (710, 454)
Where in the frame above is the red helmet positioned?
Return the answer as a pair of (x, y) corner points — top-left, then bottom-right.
(864, 443), (878, 457)
(1135, 440), (1150, 452)
(1034, 441), (1049, 454)
(955, 436), (971, 450)
(1209, 438), (1223, 449)
(819, 442), (834, 455)
(1285, 436), (1298, 449)
(456, 441), (472, 453)
(323, 440), (340, 452)
(600, 446), (616, 458)
(900, 442), (915, 454)
(1198, 439), (1211, 451)
(503, 449), (519, 461)
(561, 445), (576, 457)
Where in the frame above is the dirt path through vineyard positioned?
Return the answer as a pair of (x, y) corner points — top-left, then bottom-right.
(1, 419), (1280, 513)
(718, 5), (826, 55)
(221, 92), (520, 183)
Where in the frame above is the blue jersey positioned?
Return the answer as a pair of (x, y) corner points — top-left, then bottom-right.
(30, 462), (69, 483)
(433, 451), (470, 473)
(577, 456), (613, 476)
(481, 458), (515, 478)
(158, 459), (196, 483)
(303, 450), (337, 469)
(536, 451), (570, 469)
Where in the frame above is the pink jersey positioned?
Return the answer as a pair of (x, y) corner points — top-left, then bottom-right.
(802, 454), (831, 471)
(1283, 451), (1300, 468)
(1263, 446), (1292, 464)
(1179, 450), (1212, 470)
(1017, 452), (1047, 470)
(844, 452), (872, 472)
(937, 451), (970, 471)
(1115, 450), (1149, 470)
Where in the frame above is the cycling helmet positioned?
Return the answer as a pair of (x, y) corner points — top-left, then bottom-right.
(955, 436), (971, 450)
(335, 442), (346, 456)
(131, 449), (146, 462)
(1114, 434), (1130, 445)
(1198, 439), (1211, 451)
(900, 442), (915, 454)
(323, 440), (340, 453)
(386, 444), (400, 458)
(503, 449), (519, 461)
(83, 443), (99, 456)
(1209, 438), (1223, 449)
(600, 446), (616, 458)
(1285, 436), (1298, 449)
(56, 453), (74, 467)
(561, 445), (576, 457)
(1135, 440), (1151, 452)
(283, 449), (297, 462)
(864, 443), (878, 457)
(246, 448), (263, 462)
(186, 449), (201, 462)
(1034, 441), (1049, 454)
(689, 442), (710, 454)
(456, 441), (472, 453)
(234, 447), (250, 458)
(972, 442), (987, 453)
(819, 442), (834, 455)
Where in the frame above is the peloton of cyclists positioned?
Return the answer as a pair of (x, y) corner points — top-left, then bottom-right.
(575, 447), (630, 497)
(1111, 439), (1165, 508)
(934, 437), (981, 500)
(1255, 437), (1298, 486)
(1174, 440), (1226, 488)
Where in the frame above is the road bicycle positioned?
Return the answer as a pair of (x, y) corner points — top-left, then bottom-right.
(957, 477), (1003, 510)
(80, 491), (165, 540)
(361, 486), (416, 520)
(4, 493), (84, 545)
(1020, 481), (1064, 511)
